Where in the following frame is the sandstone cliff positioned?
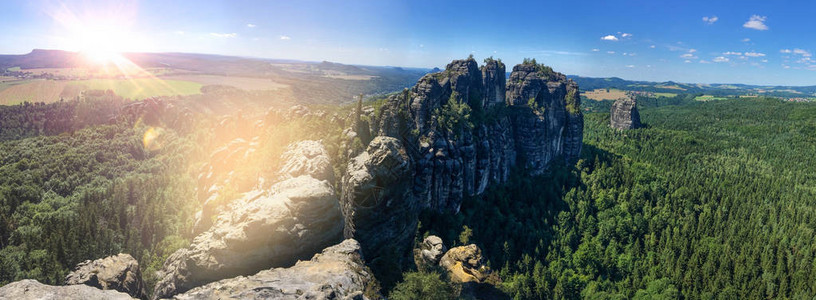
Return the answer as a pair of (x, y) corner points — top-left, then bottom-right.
(610, 94), (641, 130)
(341, 57), (583, 266)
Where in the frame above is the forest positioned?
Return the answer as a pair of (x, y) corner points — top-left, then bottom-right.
(411, 97), (816, 299)
(1, 90), (815, 299)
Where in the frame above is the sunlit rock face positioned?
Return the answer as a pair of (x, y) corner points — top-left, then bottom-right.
(171, 239), (375, 300)
(0, 279), (136, 300)
(65, 253), (147, 299)
(153, 141), (343, 299)
(610, 96), (642, 130)
(342, 58), (583, 265)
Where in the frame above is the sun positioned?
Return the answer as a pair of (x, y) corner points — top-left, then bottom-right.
(48, 2), (147, 65)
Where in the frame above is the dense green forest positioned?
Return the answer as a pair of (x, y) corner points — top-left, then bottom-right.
(411, 98), (816, 299)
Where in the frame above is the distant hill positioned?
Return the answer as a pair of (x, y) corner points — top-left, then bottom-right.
(568, 75), (816, 98)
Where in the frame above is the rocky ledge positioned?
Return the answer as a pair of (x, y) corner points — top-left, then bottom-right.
(65, 253), (147, 299)
(169, 239), (375, 300)
(0, 279), (136, 300)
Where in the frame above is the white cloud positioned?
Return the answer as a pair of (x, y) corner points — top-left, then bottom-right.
(607, 51), (616, 54)
(794, 48), (811, 57)
(699, 60), (711, 64)
(713, 56), (730, 63)
(780, 49), (793, 54)
(601, 35), (619, 41)
(626, 65), (635, 68)
(680, 53), (697, 59)
(723, 51), (742, 56)
(743, 15), (768, 30)
(650, 45), (656, 49)
(621, 33), (633, 38)
(744, 52), (765, 57)
(761, 59), (768, 63)
(702, 16), (718, 25)
(174, 30), (185, 35)
(742, 38), (751, 42)
(210, 32), (237, 38)
(684, 60), (692, 63)
(247, 24), (256, 28)
(280, 35), (291, 40)
(592, 48), (599, 52)
(688, 49), (697, 53)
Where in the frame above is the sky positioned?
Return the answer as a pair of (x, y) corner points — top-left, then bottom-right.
(2, 0), (816, 85)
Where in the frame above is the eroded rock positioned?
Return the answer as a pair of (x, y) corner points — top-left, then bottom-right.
(65, 253), (147, 299)
(440, 244), (489, 284)
(153, 175), (343, 298)
(171, 239), (375, 300)
(341, 136), (415, 267)
(610, 95), (641, 130)
(0, 279), (135, 300)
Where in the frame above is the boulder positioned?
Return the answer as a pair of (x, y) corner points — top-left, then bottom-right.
(420, 235), (447, 265)
(171, 239), (375, 300)
(440, 244), (489, 284)
(0, 279), (135, 300)
(610, 95), (641, 130)
(65, 253), (147, 299)
(153, 176), (344, 299)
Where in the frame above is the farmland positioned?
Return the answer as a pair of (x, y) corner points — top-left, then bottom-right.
(160, 74), (288, 91)
(581, 88), (627, 101)
(0, 78), (202, 105)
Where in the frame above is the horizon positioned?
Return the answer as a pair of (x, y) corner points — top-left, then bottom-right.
(2, 0), (816, 85)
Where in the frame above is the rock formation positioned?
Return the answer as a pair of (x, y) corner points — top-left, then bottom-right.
(610, 94), (641, 130)
(420, 235), (447, 265)
(65, 253), (147, 299)
(341, 57), (583, 266)
(0, 279), (136, 300)
(341, 136), (415, 270)
(414, 235), (447, 272)
(153, 141), (343, 299)
(440, 244), (490, 284)
(170, 239), (375, 300)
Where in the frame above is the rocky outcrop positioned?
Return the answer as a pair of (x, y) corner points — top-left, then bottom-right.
(341, 58), (583, 265)
(420, 235), (447, 265)
(506, 63), (584, 170)
(65, 254), (147, 299)
(154, 141), (343, 299)
(439, 244), (489, 284)
(170, 239), (374, 300)
(341, 136), (415, 269)
(610, 95), (641, 130)
(0, 279), (136, 300)
(278, 140), (335, 182)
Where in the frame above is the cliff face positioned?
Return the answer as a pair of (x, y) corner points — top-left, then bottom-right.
(610, 96), (641, 130)
(342, 57), (583, 265)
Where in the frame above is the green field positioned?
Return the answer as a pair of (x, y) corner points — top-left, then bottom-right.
(5, 66), (21, 72)
(68, 79), (202, 100)
(695, 94), (728, 101)
(654, 92), (677, 97)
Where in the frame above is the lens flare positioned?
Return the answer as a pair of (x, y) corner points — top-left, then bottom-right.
(143, 127), (163, 150)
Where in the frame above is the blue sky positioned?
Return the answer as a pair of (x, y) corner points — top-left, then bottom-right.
(2, 0), (816, 85)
